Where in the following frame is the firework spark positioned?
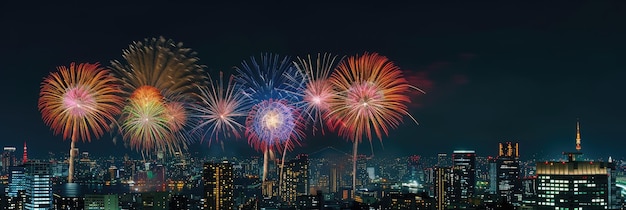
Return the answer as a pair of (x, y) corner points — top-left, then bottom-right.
(326, 52), (422, 199)
(38, 62), (123, 183)
(235, 53), (306, 190)
(327, 52), (420, 143)
(245, 99), (304, 152)
(294, 53), (342, 134)
(190, 71), (250, 145)
(111, 37), (206, 156)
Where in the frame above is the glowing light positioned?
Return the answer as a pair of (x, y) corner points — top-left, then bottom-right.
(190, 72), (249, 145)
(39, 62), (123, 142)
(111, 37), (206, 155)
(327, 52), (421, 143)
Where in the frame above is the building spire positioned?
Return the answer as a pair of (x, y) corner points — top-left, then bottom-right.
(23, 141), (27, 164)
(575, 118), (581, 151)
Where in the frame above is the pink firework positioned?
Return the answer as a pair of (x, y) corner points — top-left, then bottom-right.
(294, 53), (342, 135)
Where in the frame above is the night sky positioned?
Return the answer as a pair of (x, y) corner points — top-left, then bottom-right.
(1, 1), (625, 159)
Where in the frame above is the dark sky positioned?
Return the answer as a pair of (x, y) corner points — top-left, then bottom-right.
(1, 1), (625, 160)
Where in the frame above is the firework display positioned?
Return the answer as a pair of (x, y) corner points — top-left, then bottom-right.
(235, 53), (307, 191)
(110, 37), (206, 156)
(190, 71), (250, 145)
(327, 52), (417, 143)
(294, 53), (343, 135)
(38, 62), (123, 183)
(326, 52), (420, 198)
(37, 38), (422, 200)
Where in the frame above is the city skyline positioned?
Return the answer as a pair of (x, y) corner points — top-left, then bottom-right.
(1, 1), (625, 158)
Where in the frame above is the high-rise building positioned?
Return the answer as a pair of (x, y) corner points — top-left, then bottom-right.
(536, 158), (618, 209)
(202, 160), (233, 210)
(494, 142), (522, 206)
(24, 161), (52, 210)
(451, 150), (476, 207)
(280, 154), (310, 206)
(534, 120), (619, 209)
(433, 167), (453, 210)
(2, 147), (16, 174)
(6, 166), (24, 198)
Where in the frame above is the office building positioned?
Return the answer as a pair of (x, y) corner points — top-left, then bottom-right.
(495, 142), (522, 206)
(451, 150), (476, 206)
(2, 147), (16, 175)
(433, 167), (453, 210)
(203, 160), (234, 210)
(24, 161), (52, 210)
(280, 154), (310, 206)
(84, 194), (120, 210)
(535, 120), (618, 209)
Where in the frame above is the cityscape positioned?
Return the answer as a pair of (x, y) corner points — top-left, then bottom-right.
(2, 1), (626, 210)
(0, 122), (624, 209)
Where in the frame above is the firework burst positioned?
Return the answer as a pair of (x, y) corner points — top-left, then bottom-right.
(190, 71), (250, 145)
(235, 53), (306, 190)
(38, 62), (123, 183)
(326, 52), (422, 198)
(111, 37), (206, 156)
(294, 53), (342, 134)
(245, 99), (304, 152)
(327, 52), (420, 143)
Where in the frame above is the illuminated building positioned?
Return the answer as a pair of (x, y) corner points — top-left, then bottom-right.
(22, 142), (27, 164)
(2, 147), (16, 175)
(280, 154), (310, 206)
(203, 160), (234, 210)
(6, 166), (24, 198)
(84, 194), (120, 210)
(535, 120), (619, 209)
(451, 150), (476, 206)
(494, 142), (522, 206)
(24, 161), (52, 210)
(433, 167), (453, 210)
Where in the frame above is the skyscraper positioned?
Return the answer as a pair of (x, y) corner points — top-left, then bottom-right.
(451, 150), (476, 207)
(2, 147), (16, 175)
(433, 166), (453, 210)
(494, 142), (522, 206)
(202, 160), (233, 210)
(24, 161), (52, 210)
(280, 154), (310, 206)
(6, 166), (25, 198)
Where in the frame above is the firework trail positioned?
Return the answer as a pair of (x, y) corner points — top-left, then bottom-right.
(234, 53), (306, 195)
(189, 71), (250, 146)
(293, 53), (343, 135)
(110, 37), (206, 157)
(38, 62), (123, 183)
(326, 52), (423, 198)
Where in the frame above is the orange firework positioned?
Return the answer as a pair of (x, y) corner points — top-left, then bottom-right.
(38, 62), (123, 183)
(326, 52), (422, 198)
(111, 37), (206, 156)
(327, 52), (419, 143)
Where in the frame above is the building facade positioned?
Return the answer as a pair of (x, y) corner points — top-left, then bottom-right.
(451, 150), (476, 207)
(535, 157), (618, 209)
(202, 160), (234, 210)
(23, 161), (52, 210)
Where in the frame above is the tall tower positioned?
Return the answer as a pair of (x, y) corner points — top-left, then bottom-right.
(575, 119), (581, 151)
(22, 141), (27, 164)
